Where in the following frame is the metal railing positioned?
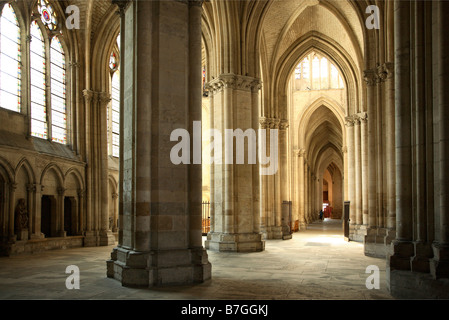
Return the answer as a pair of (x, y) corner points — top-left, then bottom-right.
(202, 201), (210, 235)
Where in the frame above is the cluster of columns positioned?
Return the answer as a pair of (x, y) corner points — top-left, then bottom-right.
(204, 74), (264, 251)
(83, 89), (115, 246)
(257, 117), (290, 240)
(292, 149), (321, 230)
(387, 0), (449, 295)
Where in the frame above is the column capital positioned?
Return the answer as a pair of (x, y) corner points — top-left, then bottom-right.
(363, 69), (379, 86)
(26, 183), (37, 193)
(57, 187), (66, 196)
(345, 116), (355, 127)
(357, 112), (368, 123)
(294, 148), (306, 157)
(377, 62), (394, 82)
(83, 89), (94, 103)
(9, 182), (18, 192)
(279, 119), (289, 130)
(342, 146), (348, 154)
(94, 91), (112, 107)
(112, 0), (132, 16)
(69, 61), (81, 69)
(259, 117), (281, 129)
(77, 189), (85, 197)
(206, 73), (262, 94)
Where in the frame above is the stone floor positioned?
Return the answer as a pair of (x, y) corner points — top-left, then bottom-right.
(0, 219), (393, 300)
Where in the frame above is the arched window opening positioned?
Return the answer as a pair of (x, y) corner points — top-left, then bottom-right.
(110, 70), (120, 158)
(108, 37), (120, 158)
(30, 1), (67, 144)
(293, 52), (344, 91)
(50, 36), (67, 144)
(0, 4), (21, 113)
(30, 21), (47, 139)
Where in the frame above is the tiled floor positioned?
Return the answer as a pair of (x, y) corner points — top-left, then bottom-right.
(0, 219), (393, 300)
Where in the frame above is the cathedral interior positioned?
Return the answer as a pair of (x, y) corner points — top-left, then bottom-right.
(0, 0), (448, 302)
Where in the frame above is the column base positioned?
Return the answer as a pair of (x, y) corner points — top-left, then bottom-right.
(349, 224), (367, 242)
(388, 269), (449, 299)
(364, 227), (395, 258)
(99, 230), (116, 246)
(430, 243), (449, 279)
(205, 232), (265, 252)
(257, 226), (282, 240)
(387, 240), (414, 271)
(107, 246), (211, 287)
(83, 231), (98, 247)
(410, 241), (433, 273)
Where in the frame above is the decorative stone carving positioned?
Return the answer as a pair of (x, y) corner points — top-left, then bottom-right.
(345, 115), (355, 127)
(15, 199), (28, 232)
(279, 119), (289, 130)
(294, 148), (306, 157)
(363, 69), (378, 86)
(206, 74), (262, 94)
(377, 62), (394, 82)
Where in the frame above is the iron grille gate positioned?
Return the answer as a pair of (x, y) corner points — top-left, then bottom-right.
(202, 201), (210, 235)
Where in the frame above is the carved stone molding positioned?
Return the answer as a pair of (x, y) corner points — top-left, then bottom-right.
(83, 89), (111, 108)
(259, 117), (281, 129)
(279, 119), (289, 130)
(112, 0), (132, 16)
(345, 115), (355, 127)
(206, 74), (262, 94)
(57, 187), (66, 196)
(377, 62), (394, 82)
(294, 148), (306, 157)
(363, 69), (378, 86)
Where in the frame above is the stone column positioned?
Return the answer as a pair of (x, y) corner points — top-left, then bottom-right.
(378, 62), (396, 241)
(304, 164), (309, 223)
(388, 0), (414, 271)
(82, 89), (94, 241)
(345, 116), (355, 231)
(296, 149), (306, 229)
(25, 184), (35, 240)
(95, 92), (115, 246)
(77, 189), (84, 236)
(360, 113), (369, 226)
(31, 183), (43, 239)
(363, 70), (378, 229)
(430, 0), (449, 279)
(204, 73), (264, 251)
(107, 0), (211, 287)
(8, 183), (17, 241)
(112, 193), (118, 233)
(259, 118), (269, 239)
(354, 114), (362, 225)
(57, 187), (66, 237)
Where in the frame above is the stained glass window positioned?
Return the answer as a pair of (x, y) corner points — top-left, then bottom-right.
(111, 70), (120, 157)
(0, 4), (21, 113)
(50, 36), (66, 144)
(38, 0), (57, 31)
(109, 52), (118, 70)
(30, 21), (47, 139)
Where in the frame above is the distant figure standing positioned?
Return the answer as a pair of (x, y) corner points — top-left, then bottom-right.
(319, 210), (324, 220)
